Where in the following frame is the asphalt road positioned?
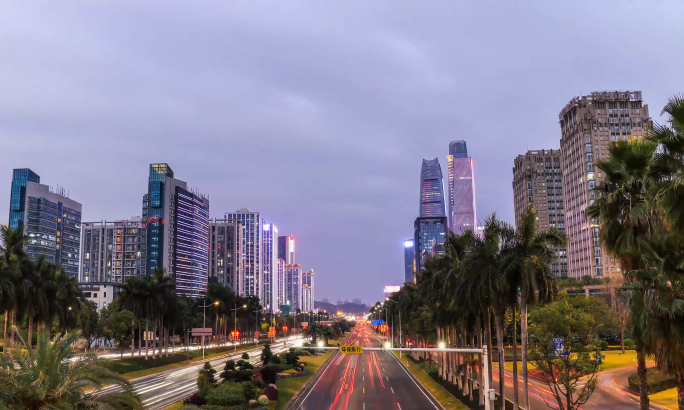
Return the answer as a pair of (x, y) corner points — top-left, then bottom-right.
(100, 335), (303, 409)
(289, 323), (445, 410)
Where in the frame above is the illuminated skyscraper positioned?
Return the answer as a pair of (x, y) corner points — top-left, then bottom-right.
(447, 141), (477, 234)
(277, 235), (295, 264)
(209, 218), (244, 292)
(276, 259), (285, 309)
(302, 269), (314, 313)
(142, 163), (210, 297)
(284, 264), (302, 312)
(9, 168), (82, 278)
(262, 223), (279, 312)
(419, 158), (446, 218)
(403, 239), (415, 283)
(224, 209), (264, 299)
(413, 216), (447, 276)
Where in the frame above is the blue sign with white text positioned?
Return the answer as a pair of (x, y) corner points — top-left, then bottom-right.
(372, 320), (384, 326)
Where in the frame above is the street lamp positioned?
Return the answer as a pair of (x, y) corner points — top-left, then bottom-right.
(198, 300), (219, 360)
(231, 304), (247, 352)
(66, 306), (72, 335)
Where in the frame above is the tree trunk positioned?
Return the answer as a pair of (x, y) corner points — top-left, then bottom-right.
(495, 309), (506, 410)
(637, 349), (649, 410)
(438, 327), (443, 378)
(152, 317), (158, 359)
(521, 289), (530, 410)
(145, 317), (149, 360)
(620, 326), (626, 354)
(10, 310), (16, 348)
(486, 309), (494, 391)
(2, 310), (8, 356)
(28, 315), (33, 350)
(138, 321), (142, 356)
(160, 315), (165, 357)
(675, 370), (684, 410)
(513, 300), (519, 410)
(470, 331), (475, 402)
(478, 326), (484, 406)
(131, 319), (135, 358)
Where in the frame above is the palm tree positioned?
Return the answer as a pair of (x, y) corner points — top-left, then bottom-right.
(119, 276), (147, 356)
(0, 330), (142, 409)
(304, 323), (325, 344)
(502, 205), (564, 410)
(586, 138), (659, 410)
(0, 226), (25, 352)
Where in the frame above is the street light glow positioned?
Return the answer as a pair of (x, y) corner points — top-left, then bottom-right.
(317, 341), (324, 347)
(384, 342), (390, 349)
(214, 301), (219, 306)
(438, 342), (446, 350)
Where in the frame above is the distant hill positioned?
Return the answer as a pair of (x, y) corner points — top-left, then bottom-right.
(315, 300), (369, 314)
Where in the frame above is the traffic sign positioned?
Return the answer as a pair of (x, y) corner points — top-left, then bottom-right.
(341, 345), (363, 354)
(254, 331), (261, 339)
(192, 328), (212, 337)
(371, 320), (383, 326)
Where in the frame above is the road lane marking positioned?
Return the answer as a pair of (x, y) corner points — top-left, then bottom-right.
(391, 387), (395, 394)
(389, 353), (440, 409)
(296, 351), (340, 409)
(386, 375), (389, 381)
(363, 387), (365, 393)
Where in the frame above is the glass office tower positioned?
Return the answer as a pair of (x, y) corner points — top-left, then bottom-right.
(447, 141), (477, 234)
(419, 158), (446, 218)
(224, 209), (264, 299)
(262, 223), (279, 312)
(403, 239), (415, 283)
(413, 216), (447, 276)
(8, 168), (82, 278)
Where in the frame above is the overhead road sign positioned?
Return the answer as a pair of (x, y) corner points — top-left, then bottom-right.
(192, 328), (212, 337)
(372, 320), (383, 326)
(341, 346), (363, 354)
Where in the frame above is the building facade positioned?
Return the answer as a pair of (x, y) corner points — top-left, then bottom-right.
(512, 149), (567, 277)
(224, 209), (264, 299)
(8, 169), (82, 278)
(559, 91), (650, 278)
(403, 239), (415, 283)
(413, 216), (448, 276)
(80, 283), (117, 311)
(262, 223), (279, 312)
(447, 140), (477, 234)
(277, 235), (295, 264)
(284, 263), (302, 312)
(209, 218), (244, 292)
(79, 218), (145, 283)
(419, 158), (446, 218)
(302, 269), (315, 313)
(141, 163), (210, 297)
(276, 259), (285, 309)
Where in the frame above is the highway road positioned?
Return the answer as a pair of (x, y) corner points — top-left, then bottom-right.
(100, 335), (304, 409)
(289, 323), (444, 410)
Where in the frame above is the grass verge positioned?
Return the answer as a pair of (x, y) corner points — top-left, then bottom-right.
(501, 350), (636, 373)
(650, 387), (678, 410)
(163, 402), (184, 410)
(392, 352), (469, 410)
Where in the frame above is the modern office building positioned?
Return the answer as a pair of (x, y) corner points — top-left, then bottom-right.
(209, 218), (244, 292)
(419, 158), (446, 218)
(224, 209), (264, 299)
(413, 216), (448, 276)
(284, 263), (302, 313)
(79, 217), (145, 283)
(447, 141), (477, 234)
(403, 239), (415, 283)
(8, 169), (82, 278)
(302, 269), (315, 313)
(512, 149), (567, 277)
(276, 259), (285, 309)
(141, 163), (210, 297)
(262, 223), (279, 312)
(80, 282), (117, 311)
(277, 235), (296, 264)
(559, 91), (650, 278)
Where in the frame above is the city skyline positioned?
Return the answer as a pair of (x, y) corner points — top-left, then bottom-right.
(1, 1), (682, 303)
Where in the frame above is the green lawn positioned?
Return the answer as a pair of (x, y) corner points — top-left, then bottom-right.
(650, 388), (679, 410)
(163, 402), (183, 410)
(392, 352), (469, 410)
(501, 350), (636, 373)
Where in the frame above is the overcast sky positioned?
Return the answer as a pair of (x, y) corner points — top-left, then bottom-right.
(1, 1), (683, 304)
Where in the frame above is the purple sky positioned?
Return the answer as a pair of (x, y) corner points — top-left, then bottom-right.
(1, 1), (683, 305)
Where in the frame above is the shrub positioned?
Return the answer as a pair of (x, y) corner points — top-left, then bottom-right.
(599, 340), (609, 351)
(198, 405), (225, 410)
(178, 405), (200, 410)
(624, 339), (634, 348)
(260, 366), (278, 384)
(242, 352), (249, 360)
(261, 344), (273, 365)
(628, 369), (677, 393)
(572, 342), (585, 352)
(257, 395), (269, 405)
(183, 392), (206, 406)
(205, 383), (247, 406)
(269, 355), (281, 365)
(243, 382), (258, 400)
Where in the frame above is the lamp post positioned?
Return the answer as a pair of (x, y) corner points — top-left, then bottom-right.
(253, 308), (260, 345)
(231, 303), (247, 352)
(66, 306), (72, 335)
(198, 300), (219, 360)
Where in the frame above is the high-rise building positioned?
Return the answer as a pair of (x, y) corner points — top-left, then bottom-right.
(559, 91), (650, 278)
(403, 239), (415, 283)
(276, 259), (285, 309)
(447, 141), (477, 234)
(284, 264), (302, 312)
(302, 269), (315, 313)
(277, 235), (295, 264)
(512, 149), (567, 277)
(209, 218), (244, 292)
(262, 223), (279, 312)
(413, 216), (447, 276)
(141, 163), (210, 297)
(352, 298), (362, 305)
(79, 217), (145, 283)
(419, 158), (446, 218)
(8, 169), (82, 278)
(224, 209), (264, 299)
